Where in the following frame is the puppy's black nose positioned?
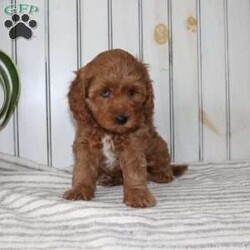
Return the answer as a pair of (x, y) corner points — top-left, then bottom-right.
(115, 115), (128, 125)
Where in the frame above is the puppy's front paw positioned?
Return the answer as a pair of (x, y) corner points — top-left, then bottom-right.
(124, 188), (156, 208)
(63, 186), (94, 201)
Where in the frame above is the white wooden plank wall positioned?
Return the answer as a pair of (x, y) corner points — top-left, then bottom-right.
(0, 0), (14, 155)
(0, 0), (250, 168)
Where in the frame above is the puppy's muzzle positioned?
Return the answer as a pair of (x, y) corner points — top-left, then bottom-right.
(115, 115), (128, 125)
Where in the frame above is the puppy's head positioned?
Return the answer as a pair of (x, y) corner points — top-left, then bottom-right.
(69, 49), (154, 134)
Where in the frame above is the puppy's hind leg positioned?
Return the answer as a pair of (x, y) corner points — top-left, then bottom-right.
(147, 132), (187, 183)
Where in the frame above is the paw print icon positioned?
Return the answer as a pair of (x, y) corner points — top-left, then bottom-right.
(4, 14), (37, 39)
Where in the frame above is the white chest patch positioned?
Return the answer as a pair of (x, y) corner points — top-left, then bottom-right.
(101, 135), (117, 169)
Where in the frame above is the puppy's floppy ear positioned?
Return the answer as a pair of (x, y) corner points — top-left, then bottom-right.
(144, 79), (154, 124)
(141, 63), (154, 124)
(68, 67), (93, 125)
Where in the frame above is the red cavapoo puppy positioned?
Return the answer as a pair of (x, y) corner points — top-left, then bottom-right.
(63, 49), (187, 208)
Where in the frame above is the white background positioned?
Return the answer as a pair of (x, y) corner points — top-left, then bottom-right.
(0, 0), (250, 169)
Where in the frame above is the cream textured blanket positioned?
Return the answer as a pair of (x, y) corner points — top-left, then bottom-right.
(0, 153), (250, 249)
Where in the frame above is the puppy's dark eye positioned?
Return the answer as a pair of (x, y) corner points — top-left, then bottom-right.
(100, 90), (111, 98)
(128, 90), (137, 98)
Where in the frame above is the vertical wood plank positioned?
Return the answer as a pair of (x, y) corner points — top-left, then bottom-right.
(81, 0), (108, 64)
(0, 1), (250, 166)
(49, 0), (77, 168)
(16, 0), (47, 164)
(172, 0), (199, 162)
(0, 0), (14, 155)
(200, 0), (227, 161)
(228, 0), (250, 160)
(112, 0), (139, 55)
(142, 0), (170, 146)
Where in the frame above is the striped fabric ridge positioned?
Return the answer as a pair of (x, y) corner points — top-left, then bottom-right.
(0, 153), (250, 249)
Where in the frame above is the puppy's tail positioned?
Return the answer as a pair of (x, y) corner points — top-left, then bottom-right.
(171, 164), (188, 177)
